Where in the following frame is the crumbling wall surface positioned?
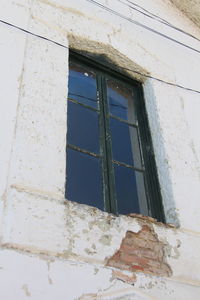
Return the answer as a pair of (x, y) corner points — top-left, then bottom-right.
(170, 0), (200, 26)
(1, 215), (200, 300)
(1, 192), (200, 299)
(106, 225), (172, 277)
(0, 247), (199, 300)
(1, 0), (200, 299)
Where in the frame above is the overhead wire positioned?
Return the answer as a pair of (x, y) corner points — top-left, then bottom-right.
(0, 18), (200, 94)
(126, 0), (172, 25)
(85, 0), (200, 55)
(117, 0), (200, 43)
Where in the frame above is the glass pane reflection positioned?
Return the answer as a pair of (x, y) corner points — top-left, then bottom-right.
(107, 79), (136, 123)
(67, 101), (99, 154)
(114, 164), (140, 214)
(135, 171), (148, 216)
(110, 118), (142, 168)
(69, 62), (97, 108)
(66, 148), (103, 210)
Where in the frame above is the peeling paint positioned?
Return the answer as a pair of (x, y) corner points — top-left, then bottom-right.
(85, 248), (97, 255)
(165, 239), (181, 260)
(76, 293), (97, 300)
(112, 269), (136, 285)
(99, 235), (112, 246)
(22, 284), (31, 297)
(47, 261), (53, 285)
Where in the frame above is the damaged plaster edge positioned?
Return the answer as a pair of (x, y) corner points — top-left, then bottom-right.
(1, 242), (200, 287)
(0, 243), (200, 287)
(109, 264), (200, 288)
(9, 183), (200, 238)
(76, 287), (157, 300)
(127, 213), (178, 229)
(76, 271), (200, 300)
(106, 225), (173, 277)
(0, 241), (113, 266)
(127, 213), (200, 237)
(10, 183), (66, 203)
(0, 242), (103, 266)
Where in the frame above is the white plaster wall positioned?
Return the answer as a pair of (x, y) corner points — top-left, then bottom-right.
(0, 26), (28, 239)
(0, 248), (199, 300)
(1, 0), (200, 299)
(8, 34), (68, 198)
(17, 0), (200, 231)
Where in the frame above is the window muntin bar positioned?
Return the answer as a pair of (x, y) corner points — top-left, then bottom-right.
(67, 144), (101, 158)
(109, 114), (138, 127)
(68, 97), (99, 112)
(112, 159), (144, 172)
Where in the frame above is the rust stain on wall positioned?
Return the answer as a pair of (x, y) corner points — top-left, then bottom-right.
(106, 225), (172, 277)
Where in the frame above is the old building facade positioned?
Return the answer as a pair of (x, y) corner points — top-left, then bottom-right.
(0, 0), (200, 299)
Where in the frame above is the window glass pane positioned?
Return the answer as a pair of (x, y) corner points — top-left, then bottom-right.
(107, 79), (136, 123)
(67, 101), (99, 154)
(66, 148), (103, 210)
(110, 118), (142, 168)
(114, 164), (140, 214)
(135, 171), (148, 216)
(68, 62), (97, 108)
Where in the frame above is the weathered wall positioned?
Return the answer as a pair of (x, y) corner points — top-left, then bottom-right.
(170, 0), (200, 26)
(0, 0), (200, 299)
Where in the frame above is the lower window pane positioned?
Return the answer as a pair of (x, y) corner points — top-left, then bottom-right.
(66, 148), (103, 210)
(114, 164), (140, 215)
(110, 118), (142, 168)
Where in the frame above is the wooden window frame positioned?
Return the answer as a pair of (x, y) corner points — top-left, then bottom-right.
(66, 50), (165, 222)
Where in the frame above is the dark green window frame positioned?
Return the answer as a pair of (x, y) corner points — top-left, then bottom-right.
(66, 51), (165, 222)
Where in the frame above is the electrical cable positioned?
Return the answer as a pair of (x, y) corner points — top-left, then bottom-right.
(126, 0), (172, 25)
(0, 18), (200, 94)
(85, 0), (200, 55)
(118, 0), (200, 43)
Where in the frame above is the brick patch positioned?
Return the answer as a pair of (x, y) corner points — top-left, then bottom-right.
(106, 225), (172, 277)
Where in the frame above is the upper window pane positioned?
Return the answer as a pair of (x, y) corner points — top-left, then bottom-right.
(107, 79), (136, 123)
(67, 101), (100, 154)
(68, 62), (98, 108)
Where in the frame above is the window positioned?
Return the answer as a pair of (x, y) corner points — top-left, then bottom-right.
(65, 51), (165, 222)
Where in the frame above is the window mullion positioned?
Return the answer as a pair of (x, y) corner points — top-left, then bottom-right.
(98, 75), (118, 214)
(97, 75), (111, 212)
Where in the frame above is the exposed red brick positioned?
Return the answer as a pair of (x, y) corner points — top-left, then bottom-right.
(131, 265), (144, 272)
(106, 225), (172, 277)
